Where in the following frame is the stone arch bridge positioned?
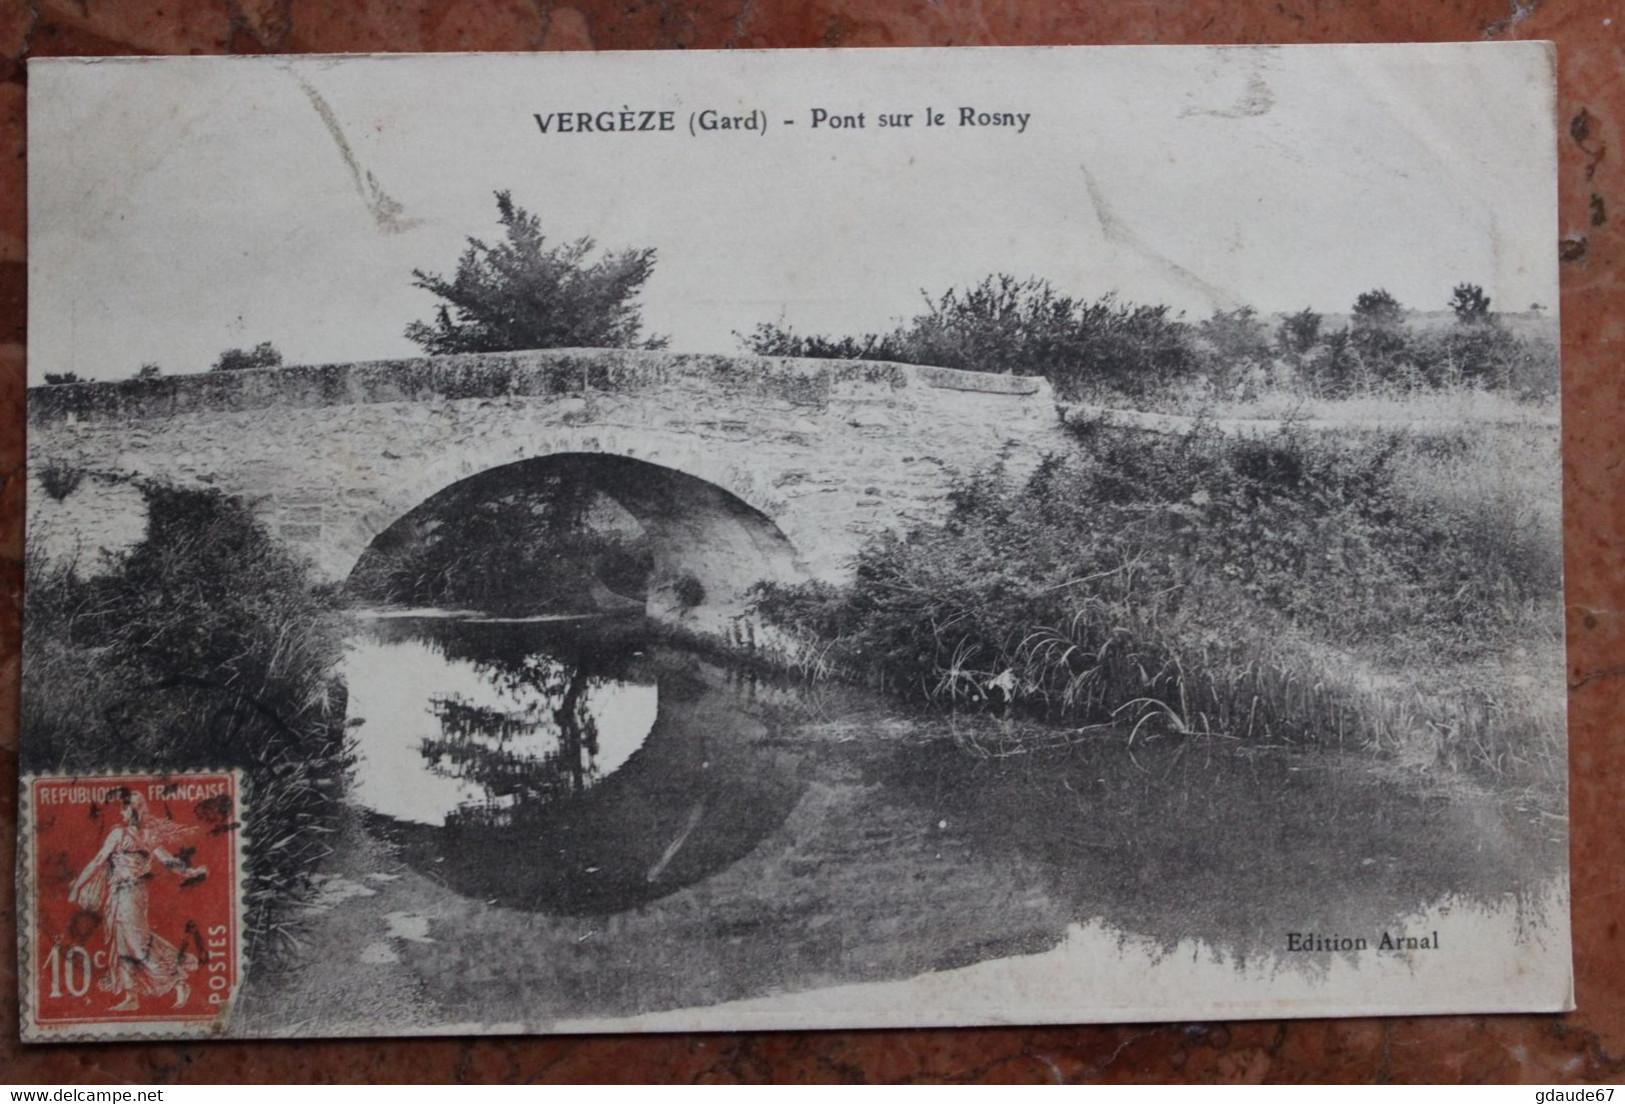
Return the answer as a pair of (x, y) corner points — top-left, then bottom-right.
(28, 350), (1065, 632)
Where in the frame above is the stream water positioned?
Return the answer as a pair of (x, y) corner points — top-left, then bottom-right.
(267, 612), (1566, 1027)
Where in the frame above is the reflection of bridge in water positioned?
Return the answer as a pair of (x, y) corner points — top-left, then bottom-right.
(29, 349), (1063, 632)
(265, 612), (1562, 1027)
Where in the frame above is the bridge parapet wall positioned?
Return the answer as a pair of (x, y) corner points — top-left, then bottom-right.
(29, 350), (1066, 602)
(28, 349), (1045, 425)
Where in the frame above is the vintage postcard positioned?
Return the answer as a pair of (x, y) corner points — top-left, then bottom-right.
(22, 44), (1568, 1038)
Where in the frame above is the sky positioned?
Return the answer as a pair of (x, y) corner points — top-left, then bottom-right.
(28, 44), (1558, 383)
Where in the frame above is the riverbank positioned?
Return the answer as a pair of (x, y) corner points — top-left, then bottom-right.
(21, 485), (352, 964)
(745, 412), (1565, 791)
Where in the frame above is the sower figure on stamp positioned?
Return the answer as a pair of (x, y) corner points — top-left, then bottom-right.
(69, 788), (208, 1011)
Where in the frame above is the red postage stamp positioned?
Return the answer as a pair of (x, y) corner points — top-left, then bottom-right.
(21, 771), (244, 1041)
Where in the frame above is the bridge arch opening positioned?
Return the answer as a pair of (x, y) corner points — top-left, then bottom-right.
(346, 452), (804, 629)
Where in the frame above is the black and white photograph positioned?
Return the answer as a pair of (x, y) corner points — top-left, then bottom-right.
(21, 44), (1569, 1038)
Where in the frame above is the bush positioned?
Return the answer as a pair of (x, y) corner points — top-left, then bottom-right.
(738, 274), (1197, 399)
(1276, 308), (1322, 357)
(736, 321), (909, 363)
(1352, 288), (1405, 329)
(751, 420), (1562, 780)
(741, 279), (1556, 404)
(1199, 306), (1272, 364)
(21, 485), (349, 962)
(212, 341), (283, 372)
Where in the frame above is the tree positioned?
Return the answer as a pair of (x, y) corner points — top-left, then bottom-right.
(43, 372), (81, 385)
(135, 363), (162, 380)
(1276, 307), (1322, 357)
(211, 342), (283, 372)
(1351, 288), (1404, 329)
(1450, 282), (1492, 325)
(1349, 289), (1408, 382)
(1315, 328), (1358, 396)
(405, 191), (666, 355)
(1199, 306), (1272, 364)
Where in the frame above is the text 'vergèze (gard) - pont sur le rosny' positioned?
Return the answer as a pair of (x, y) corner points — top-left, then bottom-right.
(532, 106), (1033, 138)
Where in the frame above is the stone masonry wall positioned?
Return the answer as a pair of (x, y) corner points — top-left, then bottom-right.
(28, 350), (1067, 601)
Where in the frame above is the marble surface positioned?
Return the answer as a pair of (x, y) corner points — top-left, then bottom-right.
(2, 0), (1622, 1084)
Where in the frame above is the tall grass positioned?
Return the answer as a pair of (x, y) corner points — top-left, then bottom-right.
(750, 418), (1564, 786)
(22, 485), (352, 962)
